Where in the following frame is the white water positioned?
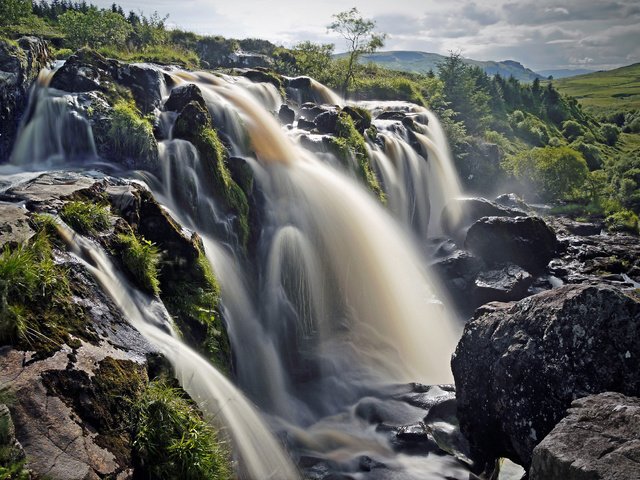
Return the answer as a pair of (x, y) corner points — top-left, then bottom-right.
(57, 223), (298, 480)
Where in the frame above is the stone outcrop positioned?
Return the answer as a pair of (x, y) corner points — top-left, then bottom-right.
(451, 284), (640, 469)
(465, 215), (558, 273)
(0, 36), (50, 162)
(530, 392), (640, 480)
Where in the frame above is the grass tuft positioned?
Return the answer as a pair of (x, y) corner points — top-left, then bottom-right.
(60, 201), (110, 235)
(117, 232), (161, 296)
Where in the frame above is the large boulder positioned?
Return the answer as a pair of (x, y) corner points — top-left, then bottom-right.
(0, 37), (50, 161)
(441, 197), (523, 237)
(451, 284), (640, 469)
(465, 216), (558, 272)
(530, 392), (640, 480)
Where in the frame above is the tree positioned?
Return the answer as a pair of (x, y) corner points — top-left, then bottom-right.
(509, 146), (588, 201)
(327, 7), (385, 97)
(0, 0), (32, 26)
(59, 8), (132, 49)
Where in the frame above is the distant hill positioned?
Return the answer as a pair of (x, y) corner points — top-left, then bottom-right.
(537, 68), (595, 79)
(549, 63), (640, 114)
(336, 50), (544, 83)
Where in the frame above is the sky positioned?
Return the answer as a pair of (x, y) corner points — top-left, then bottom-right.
(91, 0), (640, 71)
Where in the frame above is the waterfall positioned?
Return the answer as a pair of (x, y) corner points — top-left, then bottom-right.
(7, 63), (470, 478)
(56, 223), (299, 480)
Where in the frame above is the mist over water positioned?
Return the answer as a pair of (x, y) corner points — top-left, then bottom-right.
(9, 66), (470, 479)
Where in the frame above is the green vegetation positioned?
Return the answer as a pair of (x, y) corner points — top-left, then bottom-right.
(117, 232), (161, 296)
(60, 200), (110, 234)
(134, 381), (231, 480)
(0, 227), (93, 355)
(327, 8), (386, 96)
(108, 100), (158, 164)
(550, 63), (640, 115)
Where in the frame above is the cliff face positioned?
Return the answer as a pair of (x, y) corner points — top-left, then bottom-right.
(0, 37), (50, 161)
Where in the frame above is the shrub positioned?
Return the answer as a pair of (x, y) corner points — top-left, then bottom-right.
(507, 146), (589, 201)
(117, 233), (161, 295)
(134, 381), (231, 480)
(561, 120), (584, 142)
(0, 0), (31, 27)
(58, 9), (132, 50)
(60, 201), (110, 234)
(605, 209), (639, 233)
(600, 123), (620, 146)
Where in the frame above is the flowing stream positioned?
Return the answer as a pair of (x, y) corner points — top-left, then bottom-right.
(8, 65), (471, 479)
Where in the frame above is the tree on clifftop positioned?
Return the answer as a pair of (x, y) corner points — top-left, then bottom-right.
(328, 7), (386, 98)
(0, 0), (32, 26)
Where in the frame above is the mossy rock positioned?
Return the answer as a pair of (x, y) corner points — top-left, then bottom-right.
(342, 105), (372, 133)
(240, 68), (285, 97)
(173, 100), (250, 248)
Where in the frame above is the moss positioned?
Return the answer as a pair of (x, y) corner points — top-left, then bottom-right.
(60, 200), (110, 235)
(108, 100), (158, 169)
(117, 232), (161, 296)
(174, 102), (250, 247)
(605, 209), (639, 233)
(342, 105), (372, 133)
(333, 113), (386, 203)
(0, 228), (97, 356)
(42, 357), (148, 468)
(162, 247), (230, 371)
(133, 381), (231, 480)
(240, 69), (286, 97)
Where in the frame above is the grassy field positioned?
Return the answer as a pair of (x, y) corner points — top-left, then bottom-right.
(550, 63), (640, 114)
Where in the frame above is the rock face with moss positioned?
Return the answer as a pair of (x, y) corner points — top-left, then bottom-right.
(0, 36), (51, 161)
(0, 171), (232, 478)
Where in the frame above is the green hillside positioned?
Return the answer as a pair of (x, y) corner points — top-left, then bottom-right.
(551, 63), (640, 114)
(335, 50), (543, 82)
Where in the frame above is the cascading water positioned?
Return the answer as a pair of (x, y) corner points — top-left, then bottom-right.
(7, 60), (472, 478)
(56, 222), (299, 480)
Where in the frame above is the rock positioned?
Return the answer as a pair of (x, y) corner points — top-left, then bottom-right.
(299, 104), (329, 122)
(0, 203), (34, 249)
(376, 111), (407, 121)
(315, 110), (339, 134)
(549, 216), (603, 237)
(424, 398), (474, 466)
(297, 118), (316, 131)
(465, 216), (558, 273)
(494, 193), (530, 211)
(278, 104), (295, 125)
(530, 392), (640, 480)
(50, 48), (119, 94)
(451, 284), (640, 469)
(0, 37), (50, 161)
(240, 69), (283, 94)
(341, 106), (371, 133)
(115, 63), (169, 113)
(473, 263), (533, 304)
(441, 197), (524, 237)
(164, 83), (207, 113)
(430, 250), (485, 309)
(285, 76), (312, 90)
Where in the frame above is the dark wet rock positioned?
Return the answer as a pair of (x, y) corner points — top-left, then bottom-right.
(50, 48), (119, 93)
(342, 106), (371, 133)
(396, 422), (431, 443)
(376, 111), (407, 121)
(115, 63), (168, 113)
(549, 216), (603, 237)
(285, 76), (312, 90)
(358, 456), (386, 472)
(424, 398), (473, 466)
(545, 217), (640, 288)
(465, 216), (558, 273)
(530, 392), (640, 480)
(164, 83), (207, 112)
(451, 284), (640, 470)
(240, 68), (283, 94)
(441, 197), (524, 237)
(494, 193), (530, 211)
(355, 397), (425, 426)
(278, 104), (295, 125)
(474, 263), (533, 304)
(0, 36), (50, 161)
(299, 104), (329, 122)
(430, 250), (485, 309)
(315, 110), (339, 134)
(297, 118), (316, 131)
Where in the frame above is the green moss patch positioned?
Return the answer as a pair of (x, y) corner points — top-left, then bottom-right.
(60, 200), (110, 235)
(117, 232), (161, 296)
(108, 100), (159, 169)
(134, 380), (231, 480)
